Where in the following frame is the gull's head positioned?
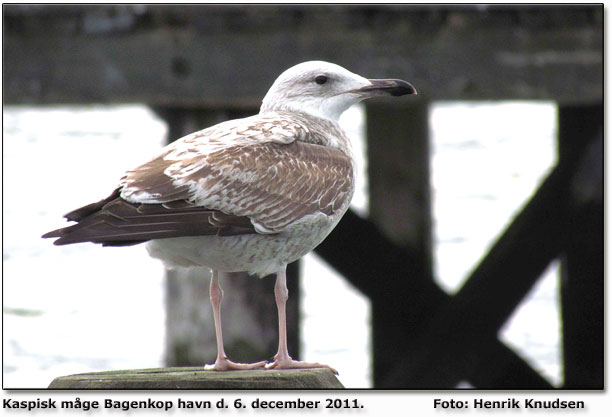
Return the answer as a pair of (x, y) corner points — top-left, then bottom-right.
(260, 61), (417, 121)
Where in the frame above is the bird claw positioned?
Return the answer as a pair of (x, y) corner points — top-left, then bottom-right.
(265, 358), (338, 375)
(205, 358), (267, 371)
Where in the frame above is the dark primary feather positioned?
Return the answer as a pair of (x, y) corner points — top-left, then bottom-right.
(41, 189), (257, 247)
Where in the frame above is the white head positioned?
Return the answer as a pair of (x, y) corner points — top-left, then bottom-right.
(260, 61), (416, 121)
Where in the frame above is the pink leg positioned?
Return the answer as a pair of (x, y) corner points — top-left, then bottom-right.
(204, 270), (266, 371)
(265, 266), (338, 374)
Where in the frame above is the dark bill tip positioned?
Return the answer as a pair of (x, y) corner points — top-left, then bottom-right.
(360, 79), (417, 97)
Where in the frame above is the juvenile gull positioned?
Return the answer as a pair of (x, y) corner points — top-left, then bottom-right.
(43, 61), (416, 373)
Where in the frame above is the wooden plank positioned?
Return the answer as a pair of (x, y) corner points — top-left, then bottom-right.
(558, 105), (603, 389)
(48, 367), (344, 389)
(365, 100), (433, 386)
(3, 4), (602, 106)
(366, 100), (432, 259)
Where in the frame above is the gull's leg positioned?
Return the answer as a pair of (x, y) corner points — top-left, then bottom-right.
(204, 270), (266, 371)
(265, 266), (338, 374)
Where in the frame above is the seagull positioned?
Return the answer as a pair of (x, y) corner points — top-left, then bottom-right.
(43, 61), (416, 373)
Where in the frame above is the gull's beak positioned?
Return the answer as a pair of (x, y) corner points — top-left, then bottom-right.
(358, 79), (417, 97)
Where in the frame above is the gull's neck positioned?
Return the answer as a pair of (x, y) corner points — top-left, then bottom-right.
(260, 99), (347, 124)
(259, 108), (354, 157)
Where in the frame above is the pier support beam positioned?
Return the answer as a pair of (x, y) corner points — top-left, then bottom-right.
(558, 103), (603, 389)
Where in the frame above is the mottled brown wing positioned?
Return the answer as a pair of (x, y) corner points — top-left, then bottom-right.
(121, 140), (355, 234)
(43, 130), (353, 246)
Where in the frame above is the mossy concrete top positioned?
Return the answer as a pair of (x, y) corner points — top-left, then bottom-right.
(48, 367), (344, 390)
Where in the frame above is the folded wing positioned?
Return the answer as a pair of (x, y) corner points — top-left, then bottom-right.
(43, 113), (354, 246)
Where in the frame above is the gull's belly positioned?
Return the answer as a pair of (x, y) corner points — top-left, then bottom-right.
(146, 212), (342, 277)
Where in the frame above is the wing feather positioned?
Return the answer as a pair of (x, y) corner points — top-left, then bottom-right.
(42, 193), (256, 246)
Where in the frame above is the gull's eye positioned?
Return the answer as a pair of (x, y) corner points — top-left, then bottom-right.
(315, 75), (328, 85)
